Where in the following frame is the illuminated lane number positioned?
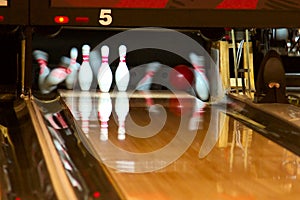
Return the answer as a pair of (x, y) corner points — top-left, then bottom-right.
(99, 9), (112, 26)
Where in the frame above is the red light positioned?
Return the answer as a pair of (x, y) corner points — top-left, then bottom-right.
(75, 17), (89, 23)
(93, 191), (101, 198)
(15, 197), (21, 200)
(0, 16), (4, 22)
(54, 16), (69, 24)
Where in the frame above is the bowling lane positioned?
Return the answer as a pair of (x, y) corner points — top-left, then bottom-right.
(58, 89), (300, 200)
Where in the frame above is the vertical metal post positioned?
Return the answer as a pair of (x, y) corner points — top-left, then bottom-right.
(20, 26), (33, 98)
(20, 32), (26, 96)
(245, 29), (252, 98)
(231, 29), (239, 94)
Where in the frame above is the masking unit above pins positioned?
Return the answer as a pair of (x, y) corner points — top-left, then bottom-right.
(30, 0), (300, 28)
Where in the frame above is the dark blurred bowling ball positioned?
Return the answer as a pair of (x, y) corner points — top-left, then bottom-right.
(169, 65), (194, 90)
(169, 98), (194, 116)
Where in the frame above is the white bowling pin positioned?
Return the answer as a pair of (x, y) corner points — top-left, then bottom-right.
(78, 92), (92, 134)
(90, 49), (102, 87)
(65, 47), (80, 89)
(189, 98), (206, 131)
(98, 93), (112, 141)
(78, 45), (93, 91)
(189, 53), (210, 101)
(97, 45), (113, 93)
(115, 45), (130, 92)
(115, 92), (129, 140)
(136, 62), (161, 90)
(33, 50), (51, 94)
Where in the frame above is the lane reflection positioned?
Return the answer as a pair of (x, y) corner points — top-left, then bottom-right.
(115, 92), (129, 140)
(60, 90), (300, 199)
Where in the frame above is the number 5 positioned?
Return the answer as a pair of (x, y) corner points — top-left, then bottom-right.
(99, 9), (112, 26)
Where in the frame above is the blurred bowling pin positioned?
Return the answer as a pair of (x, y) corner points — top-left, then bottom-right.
(98, 93), (112, 141)
(45, 56), (71, 92)
(189, 53), (210, 102)
(33, 50), (51, 94)
(97, 45), (113, 93)
(115, 45), (130, 92)
(65, 47), (80, 89)
(78, 92), (92, 134)
(115, 92), (129, 140)
(136, 62), (161, 90)
(78, 44), (93, 91)
(189, 98), (206, 131)
(90, 49), (102, 87)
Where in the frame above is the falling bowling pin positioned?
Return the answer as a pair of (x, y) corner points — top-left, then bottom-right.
(136, 62), (161, 91)
(33, 50), (50, 94)
(65, 47), (80, 89)
(98, 93), (112, 141)
(115, 45), (130, 92)
(115, 92), (129, 140)
(189, 53), (210, 101)
(97, 45), (113, 93)
(45, 56), (71, 92)
(78, 45), (93, 91)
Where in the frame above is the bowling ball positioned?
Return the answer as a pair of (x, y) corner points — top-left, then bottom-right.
(169, 65), (194, 90)
(168, 98), (194, 116)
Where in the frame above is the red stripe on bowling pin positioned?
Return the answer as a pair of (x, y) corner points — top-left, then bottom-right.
(193, 65), (208, 82)
(83, 55), (89, 62)
(51, 68), (71, 79)
(70, 57), (76, 65)
(37, 58), (47, 67)
(102, 56), (109, 63)
(66, 68), (72, 74)
(193, 65), (205, 74)
(139, 71), (155, 86)
(101, 121), (108, 128)
(37, 59), (48, 75)
(120, 56), (126, 63)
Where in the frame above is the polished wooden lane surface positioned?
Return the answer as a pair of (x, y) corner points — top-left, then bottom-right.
(60, 90), (300, 200)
